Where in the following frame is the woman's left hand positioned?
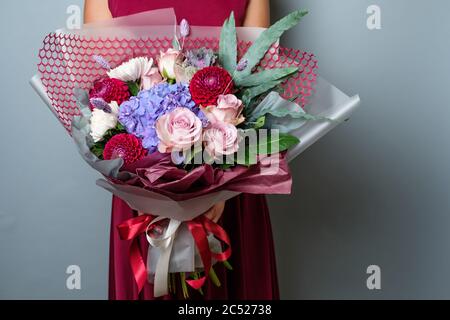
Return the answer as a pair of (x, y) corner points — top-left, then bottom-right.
(204, 201), (226, 223)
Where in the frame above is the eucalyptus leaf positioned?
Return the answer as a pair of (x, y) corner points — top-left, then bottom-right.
(249, 91), (330, 134)
(235, 67), (299, 87)
(219, 12), (237, 73)
(73, 87), (90, 108)
(73, 88), (92, 119)
(235, 10), (308, 79)
(242, 79), (285, 106)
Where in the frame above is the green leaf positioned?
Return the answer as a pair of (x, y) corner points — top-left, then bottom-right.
(219, 12), (237, 74)
(127, 81), (140, 96)
(235, 67), (299, 87)
(245, 116), (266, 129)
(218, 162), (235, 170)
(236, 10), (308, 79)
(89, 123), (127, 159)
(254, 116), (266, 129)
(90, 144), (104, 159)
(236, 131), (300, 165)
(256, 132), (300, 155)
(275, 133), (300, 153)
(116, 122), (125, 131)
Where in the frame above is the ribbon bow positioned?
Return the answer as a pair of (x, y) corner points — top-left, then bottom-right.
(117, 214), (232, 297)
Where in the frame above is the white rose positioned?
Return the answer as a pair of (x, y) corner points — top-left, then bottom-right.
(90, 101), (120, 143)
(158, 49), (180, 80)
(107, 57), (154, 82)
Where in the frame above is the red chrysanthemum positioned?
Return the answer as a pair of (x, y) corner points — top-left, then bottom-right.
(189, 66), (234, 107)
(103, 134), (147, 166)
(89, 78), (130, 110)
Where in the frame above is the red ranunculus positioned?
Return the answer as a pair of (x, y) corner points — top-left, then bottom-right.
(189, 66), (234, 107)
(103, 134), (147, 165)
(89, 78), (130, 110)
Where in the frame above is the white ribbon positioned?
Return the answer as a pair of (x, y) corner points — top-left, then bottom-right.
(145, 217), (182, 297)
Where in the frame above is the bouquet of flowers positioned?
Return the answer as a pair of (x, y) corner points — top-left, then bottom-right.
(34, 8), (359, 298)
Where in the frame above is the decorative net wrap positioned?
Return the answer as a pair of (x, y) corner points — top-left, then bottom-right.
(38, 33), (318, 133)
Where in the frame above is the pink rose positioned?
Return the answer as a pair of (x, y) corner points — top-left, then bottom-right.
(156, 107), (203, 153)
(141, 67), (163, 90)
(203, 94), (245, 126)
(158, 49), (180, 80)
(203, 122), (240, 159)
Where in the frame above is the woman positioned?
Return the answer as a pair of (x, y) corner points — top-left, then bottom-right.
(84, 0), (278, 300)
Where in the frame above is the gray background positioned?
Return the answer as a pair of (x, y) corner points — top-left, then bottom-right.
(0, 0), (449, 299)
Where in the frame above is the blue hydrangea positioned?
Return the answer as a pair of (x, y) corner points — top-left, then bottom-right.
(118, 83), (207, 152)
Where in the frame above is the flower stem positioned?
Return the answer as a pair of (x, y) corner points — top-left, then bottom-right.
(192, 272), (204, 296)
(168, 273), (172, 294)
(223, 260), (234, 271)
(180, 272), (190, 299)
(209, 267), (221, 288)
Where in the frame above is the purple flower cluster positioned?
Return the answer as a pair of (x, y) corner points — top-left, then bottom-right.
(118, 82), (207, 152)
(185, 48), (216, 69)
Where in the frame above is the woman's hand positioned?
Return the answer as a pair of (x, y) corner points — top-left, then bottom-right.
(204, 201), (226, 223)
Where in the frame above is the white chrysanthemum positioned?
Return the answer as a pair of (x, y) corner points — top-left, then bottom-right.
(90, 102), (120, 143)
(107, 57), (154, 82)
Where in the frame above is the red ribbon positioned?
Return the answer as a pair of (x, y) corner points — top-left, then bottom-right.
(117, 214), (232, 294)
(186, 216), (232, 290)
(117, 214), (156, 293)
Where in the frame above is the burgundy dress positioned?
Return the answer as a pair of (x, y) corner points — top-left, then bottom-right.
(108, 0), (279, 300)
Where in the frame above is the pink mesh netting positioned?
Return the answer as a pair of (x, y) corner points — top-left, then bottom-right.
(38, 33), (318, 133)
